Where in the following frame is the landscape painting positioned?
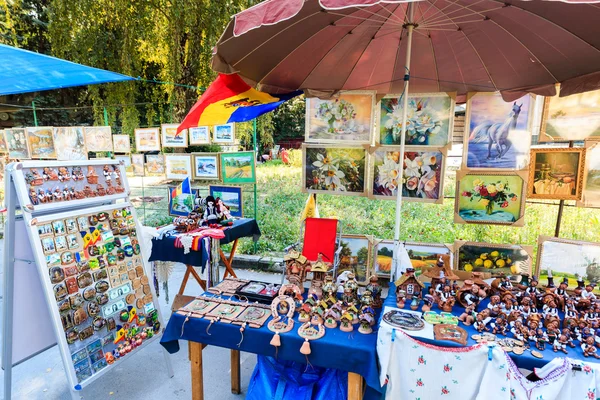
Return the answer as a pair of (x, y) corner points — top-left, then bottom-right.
(131, 154), (145, 176)
(161, 124), (187, 148)
(528, 148), (585, 200)
(145, 154), (165, 176)
(537, 236), (600, 293)
(306, 91), (374, 144)
(189, 126), (211, 145)
(370, 147), (445, 203)
(374, 241), (452, 277)
(135, 128), (160, 152)
(165, 154), (192, 180)
(53, 127), (87, 160)
(303, 144), (367, 196)
(84, 126), (113, 152)
(112, 134), (131, 153)
(578, 141), (600, 208)
(192, 153), (220, 180)
(220, 151), (255, 184)
(455, 241), (532, 278)
(213, 123), (235, 144)
(27, 127), (56, 159)
(168, 186), (199, 217)
(540, 89), (600, 142)
(5, 128), (30, 159)
(338, 234), (372, 284)
(455, 170), (526, 226)
(465, 92), (533, 169)
(209, 185), (243, 217)
(379, 93), (454, 147)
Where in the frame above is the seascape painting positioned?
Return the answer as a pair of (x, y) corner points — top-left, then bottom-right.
(209, 185), (243, 217)
(53, 127), (87, 160)
(306, 92), (374, 144)
(528, 148), (585, 200)
(455, 170), (526, 226)
(27, 127), (56, 159)
(161, 124), (188, 148)
(303, 144), (367, 195)
(579, 141), (600, 208)
(455, 241), (532, 278)
(540, 89), (600, 142)
(537, 236), (600, 292)
(338, 235), (372, 284)
(192, 153), (220, 180)
(5, 128), (30, 159)
(213, 124), (235, 144)
(465, 92), (533, 169)
(379, 93), (454, 147)
(371, 147), (445, 203)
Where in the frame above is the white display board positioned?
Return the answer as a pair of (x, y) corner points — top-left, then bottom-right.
(2, 160), (173, 400)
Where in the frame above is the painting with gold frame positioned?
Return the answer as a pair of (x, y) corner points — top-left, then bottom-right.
(454, 169), (527, 226)
(373, 240), (453, 277)
(539, 89), (600, 142)
(528, 147), (586, 200)
(578, 140), (600, 208)
(27, 126), (56, 159)
(454, 240), (533, 279)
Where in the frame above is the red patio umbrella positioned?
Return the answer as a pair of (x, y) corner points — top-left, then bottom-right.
(212, 0), (600, 280)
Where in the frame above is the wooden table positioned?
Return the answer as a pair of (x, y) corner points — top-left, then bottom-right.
(188, 341), (365, 400)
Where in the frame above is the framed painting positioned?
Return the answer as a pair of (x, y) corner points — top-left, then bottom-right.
(302, 144), (367, 196)
(373, 240), (452, 277)
(213, 123), (235, 144)
(209, 185), (243, 218)
(454, 241), (532, 279)
(454, 169), (527, 226)
(338, 234), (373, 285)
(27, 126), (56, 159)
(192, 153), (220, 181)
(536, 236), (600, 292)
(168, 186), (199, 217)
(84, 126), (113, 152)
(306, 91), (375, 144)
(540, 89), (600, 142)
(131, 154), (145, 177)
(463, 92), (534, 169)
(145, 154), (165, 176)
(220, 151), (256, 184)
(114, 155), (131, 169)
(161, 124), (188, 148)
(0, 130), (7, 153)
(378, 92), (455, 147)
(53, 127), (87, 160)
(5, 128), (30, 159)
(578, 140), (600, 208)
(112, 135), (131, 153)
(135, 128), (160, 152)
(369, 146), (446, 203)
(528, 147), (586, 200)
(189, 126), (211, 145)
(164, 154), (192, 180)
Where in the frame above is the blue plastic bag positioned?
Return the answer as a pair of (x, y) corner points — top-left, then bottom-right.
(247, 355), (348, 400)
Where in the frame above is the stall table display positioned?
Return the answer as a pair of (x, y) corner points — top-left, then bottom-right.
(149, 218), (260, 294)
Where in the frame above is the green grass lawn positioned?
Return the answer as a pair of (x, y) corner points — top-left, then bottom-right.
(131, 157), (600, 261)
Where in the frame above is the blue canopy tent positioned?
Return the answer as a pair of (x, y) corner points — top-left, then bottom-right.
(0, 43), (134, 96)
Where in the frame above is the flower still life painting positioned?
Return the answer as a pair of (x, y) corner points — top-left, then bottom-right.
(540, 89), (600, 142)
(464, 92), (533, 169)
(27, 127), (56, 159)
(578, 141), (600, 208)
(371, 148), (445, 203)
(455, 241), (532, 278)
(528, 148), (585, 200)
(5, 128), (30, 159)
(379, 93), (454, 147)
(306, 92), (374, 144)
(303, 144), (367, 195)
(455, 170), (526, 226)
(53, 127), (87, 160)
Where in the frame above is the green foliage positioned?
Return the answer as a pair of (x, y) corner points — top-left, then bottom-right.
(287, 149), (303, 167)
(237, 113), (275, 152)
(272, 95), (305, 141)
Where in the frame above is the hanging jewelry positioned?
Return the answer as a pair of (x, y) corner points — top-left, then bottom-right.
(180, 312), (192, 337)
(237, 322), (247, 348)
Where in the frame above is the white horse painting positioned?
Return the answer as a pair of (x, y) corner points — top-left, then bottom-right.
(469, 102), (522, 160)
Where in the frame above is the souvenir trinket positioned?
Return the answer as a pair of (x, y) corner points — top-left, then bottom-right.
(43, 167), (59, 181)
(434, 324), (468, 345)
(307, 254), (330, 299)
(87, 166), (99, 184)
(297, 322), (325, 356)
(284, 250), (309, 293)
(66, 329), (78, 344)
(207, 278), (250, 296)
(358, 313), (374, 334)
(235, 304), (271, 328)
(58, 167), (71, 182)
(340, 313), (354, 332)
(25, 169), (44, 186)
(383, 309), (425, 331)
(395, 268), (424, 301)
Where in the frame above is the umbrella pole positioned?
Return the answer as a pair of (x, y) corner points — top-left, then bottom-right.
(391, 3), (415, 282)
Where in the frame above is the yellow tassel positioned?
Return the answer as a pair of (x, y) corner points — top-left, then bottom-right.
(270, 332), (281, 347)
(300, 339), (311, 355)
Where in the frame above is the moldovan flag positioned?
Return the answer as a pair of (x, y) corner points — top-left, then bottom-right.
(177, 73), (302, 133)
(172, 177), (191, 199)
(300, 193), (319, 221)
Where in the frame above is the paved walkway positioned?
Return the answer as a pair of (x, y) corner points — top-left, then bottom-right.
(0, 239), (283, 399)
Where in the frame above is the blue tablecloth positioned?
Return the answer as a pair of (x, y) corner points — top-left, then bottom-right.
(383, 283), (593, 371)
(149, 218), (261, 266)
(160, 296), (382, 398)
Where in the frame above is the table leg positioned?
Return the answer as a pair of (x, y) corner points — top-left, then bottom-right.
(190, 342), (204, 400)
(221, 239), (239, 279)
(178, 267), (192, 296)
(188, 265), (206, 290)
(230, 350), (241, 394)
(348, 372), (363, 400)
(179, 265), (206, 296)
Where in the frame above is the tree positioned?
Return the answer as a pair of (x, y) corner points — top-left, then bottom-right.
(357, 247), (369, 264)
(272, 95), (305, 142)
(236, 113), (275, 153)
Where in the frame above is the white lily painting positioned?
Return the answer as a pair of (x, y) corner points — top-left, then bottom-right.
(303, 144), (367, 195)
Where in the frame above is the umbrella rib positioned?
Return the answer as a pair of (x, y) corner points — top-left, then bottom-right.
(352, 3), (405, 25)
(374, 27), (404, 40)
(486, 0), (600, 56)
(418, 0), (440, 24)
(421, 20), (485, 28)
(419, 0), (463, 25)
(326, 10), (392, 25)
(423, 0), (488, 26)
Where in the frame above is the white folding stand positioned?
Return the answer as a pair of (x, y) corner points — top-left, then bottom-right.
(2, 160), (174, 400)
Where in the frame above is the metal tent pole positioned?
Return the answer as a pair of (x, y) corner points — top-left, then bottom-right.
(32, 101), (38, 126)
(252, 118), (258, 255)
(391, 3), (415, 282)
